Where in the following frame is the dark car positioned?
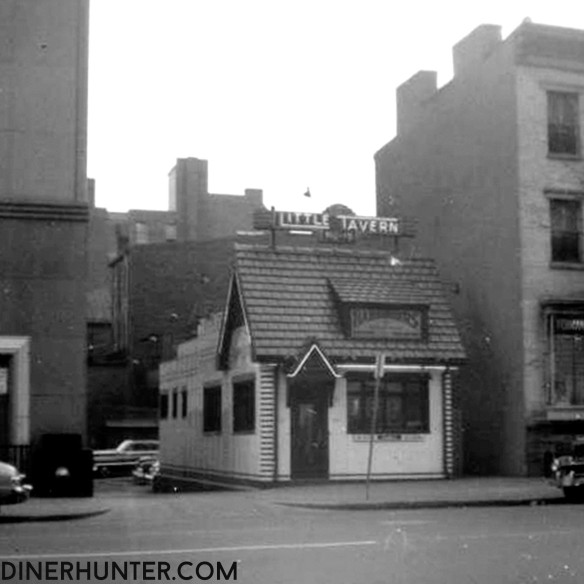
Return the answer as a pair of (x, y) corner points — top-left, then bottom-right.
(550, 438), (584, 499)
(93, 440), (159, 477)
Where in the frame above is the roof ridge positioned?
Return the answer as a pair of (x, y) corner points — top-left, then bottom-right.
(234, 243), (437, 263)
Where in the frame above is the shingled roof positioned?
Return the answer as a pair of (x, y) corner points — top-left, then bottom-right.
(231, 244), (465, 364)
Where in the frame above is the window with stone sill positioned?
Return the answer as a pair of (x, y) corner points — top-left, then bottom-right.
(547, 91), (580, 157)
(550, 198), (582, 264)
(547, 313), (584, 407)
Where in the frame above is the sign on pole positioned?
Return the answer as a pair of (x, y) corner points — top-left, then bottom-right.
(366, 353), (385, 500)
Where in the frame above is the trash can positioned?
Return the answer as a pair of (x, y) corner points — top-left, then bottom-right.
(32, 434), (94, 497)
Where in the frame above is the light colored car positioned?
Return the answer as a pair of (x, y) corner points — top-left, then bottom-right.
(93, 440), (159, 477)
(0, 461), (32, 505)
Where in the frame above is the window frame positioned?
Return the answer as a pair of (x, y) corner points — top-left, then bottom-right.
(548, 194), (584, 266)
(346, 373), (430, 435)
(547, 90), (581, 158)
(203, 384), (222, 433)
(232, 378), (256, 434)
(546, 309), (584, 408)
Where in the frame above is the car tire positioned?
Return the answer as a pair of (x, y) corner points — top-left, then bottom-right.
(563, 487), (584, 501)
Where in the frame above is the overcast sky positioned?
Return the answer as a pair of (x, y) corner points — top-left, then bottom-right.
(87, 1), (584, 216)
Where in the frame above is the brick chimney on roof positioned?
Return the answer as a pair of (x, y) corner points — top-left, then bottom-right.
(452, 24), (502, 77)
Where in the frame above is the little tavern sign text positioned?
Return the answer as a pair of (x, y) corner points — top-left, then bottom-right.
(262, 210), (401, 236)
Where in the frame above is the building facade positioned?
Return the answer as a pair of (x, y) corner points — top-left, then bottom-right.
(0, 1), (90, 463)
(375, 21), (584, 475)
(159, 241), (465, 486)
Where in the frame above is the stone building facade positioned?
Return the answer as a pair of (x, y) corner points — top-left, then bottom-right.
(0, 1), (90, 462)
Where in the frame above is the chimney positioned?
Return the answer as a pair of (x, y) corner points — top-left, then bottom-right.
(453, 24), (502, 77)
(244, 188), (263, 207)
(396, 70), (437, 135)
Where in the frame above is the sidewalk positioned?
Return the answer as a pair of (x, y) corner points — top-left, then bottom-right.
(0, 477), (566, 523)
(258, 477), (566, 511)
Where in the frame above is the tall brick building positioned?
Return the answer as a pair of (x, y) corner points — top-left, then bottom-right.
(0, 1), (90, 460)
(375, 21), (584, 476)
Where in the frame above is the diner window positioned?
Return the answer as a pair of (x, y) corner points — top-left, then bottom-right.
(233, 379), (255, 433)
(548, 91), (580, 156)
(203, 385), (222, 432)
(548, 313), (584, 406)
(550, 199), (581, 263)
(181, 387), (188, 418)
(346, 374), (429, 434)
(159, 393), (169, 419)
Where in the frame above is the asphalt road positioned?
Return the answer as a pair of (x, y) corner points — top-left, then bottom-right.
(2, 483), (584, 583)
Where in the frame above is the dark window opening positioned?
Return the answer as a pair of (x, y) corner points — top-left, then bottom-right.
(159, 393), (168, 419)
(181, 388), (188, 418)
(548, 91), (580, 156)
(203, 385), (222, 432)
(550, 199), (581, 263)
(233, 379), (255, 433)
(171, 390), (178, 419)
(346, 374), (429, 434)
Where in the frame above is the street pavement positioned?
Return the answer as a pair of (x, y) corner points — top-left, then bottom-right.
(1, 480), (583, 584)
(0, 475), (565, 523)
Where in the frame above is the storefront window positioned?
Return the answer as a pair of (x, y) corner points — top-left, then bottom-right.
(346, 374), (429, 434)
(549, 313), (584, 406)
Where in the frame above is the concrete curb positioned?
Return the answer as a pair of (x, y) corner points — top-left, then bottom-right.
(276, 496), (567, 511)
(0, 507), (111, 524)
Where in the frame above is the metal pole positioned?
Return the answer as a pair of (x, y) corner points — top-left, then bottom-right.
(366, 355), (383, 500)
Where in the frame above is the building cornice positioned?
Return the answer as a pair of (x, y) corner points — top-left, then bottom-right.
(0, 200), (90, 222)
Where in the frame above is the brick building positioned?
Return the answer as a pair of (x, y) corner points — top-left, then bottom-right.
(0, 1), (90, 465)
(375, 21), (584, 476)
(86, 158), (266, 447)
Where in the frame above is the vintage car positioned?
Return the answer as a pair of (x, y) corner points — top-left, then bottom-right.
(132, 456), (160, 485)
(0, 460), (32, 505)
(93, 440), (159, 477)
(550, 439), (584, 499)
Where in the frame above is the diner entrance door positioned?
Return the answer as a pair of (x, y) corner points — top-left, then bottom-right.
(290, 385), (329, 479)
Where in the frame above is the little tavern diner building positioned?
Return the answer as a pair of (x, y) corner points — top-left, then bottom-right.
(158, 242), (466, 486)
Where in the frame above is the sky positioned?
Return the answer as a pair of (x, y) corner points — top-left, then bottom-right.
(87, 1), (584, 217)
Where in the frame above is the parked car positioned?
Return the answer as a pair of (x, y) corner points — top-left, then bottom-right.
(132, 456), (160, 485)
(0, 460), (32, 505)
(550, 438), (584, 499)
(93, 440), (159, 477)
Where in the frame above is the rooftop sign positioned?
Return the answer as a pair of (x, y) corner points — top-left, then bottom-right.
(254, 210), (414, 238)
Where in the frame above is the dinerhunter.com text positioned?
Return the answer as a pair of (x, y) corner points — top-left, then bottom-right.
(1, 560), (238, 581)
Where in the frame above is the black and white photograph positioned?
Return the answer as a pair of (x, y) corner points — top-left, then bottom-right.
(2, 1), (584, 582)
